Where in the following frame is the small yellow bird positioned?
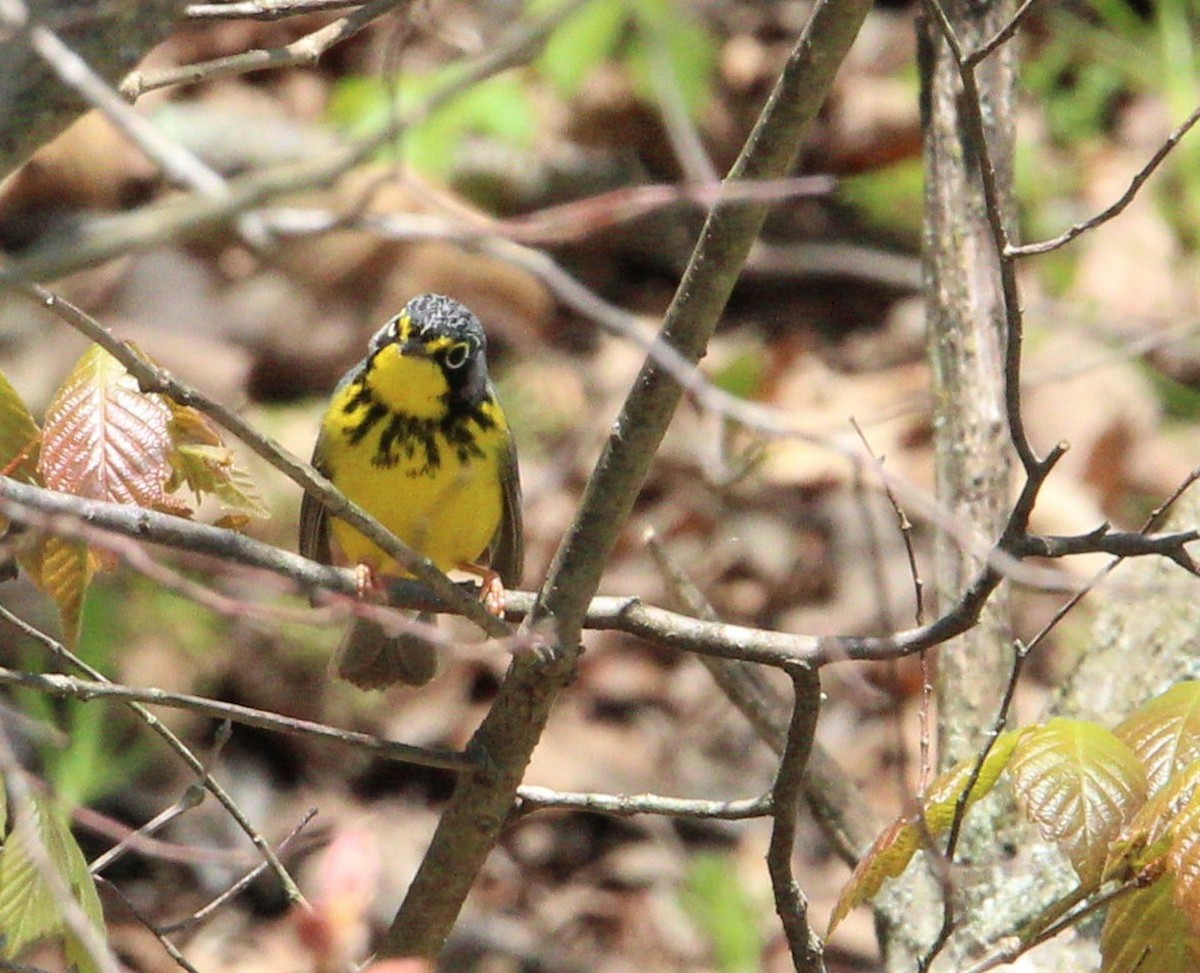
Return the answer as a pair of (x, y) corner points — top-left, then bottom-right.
(299, 294), (523, 688)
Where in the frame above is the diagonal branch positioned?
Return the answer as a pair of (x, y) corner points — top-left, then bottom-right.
(379, 0), (876, 958)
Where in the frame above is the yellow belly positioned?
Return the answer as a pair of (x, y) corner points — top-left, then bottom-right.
(323, 361), (507, 576)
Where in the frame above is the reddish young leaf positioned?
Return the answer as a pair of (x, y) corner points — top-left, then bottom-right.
(1116, 683), (1200, 796)
(828, 818), (920, 934)
(38, 345), (183, 513)
(827, 728), (1027, 934)
(1011, 719), (1148, 889)
(1100, 875), (1200, 973)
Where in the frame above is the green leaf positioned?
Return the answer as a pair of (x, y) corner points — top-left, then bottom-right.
(1116, 682), (1200, 794)
(534, 0), (627, 98)
(922, 727), (1029, 833)
(828, 817), (920, 934)
(0, 793), (105, 967)
(1011, 718), (1148, 888)
(1107, 759), (1200, 882)
(0, 368), (40, 483)
(21, 537), (93, 649)
(828, 728), (1027, 933)
(1101, 874), (1200, 973)
(167, 403), (268, 518)
(1169, 787), (1200, 937)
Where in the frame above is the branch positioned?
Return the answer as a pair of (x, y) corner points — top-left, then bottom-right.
(0, 664), (475, 772)
(1009, 102), (1200, 258)
(0, 474), (1112, 672)
(513, 786), (771, 821)
(767, 669), (826, 972)
(185, 0), (363, 18)
(1015, 526), (1200, 574)
(0, 601), (308, 905)
(646, 527), (876, 864)
(121, 0), (408, 98)
(0, 0), (184, 180)
(0, 0), (567, 282)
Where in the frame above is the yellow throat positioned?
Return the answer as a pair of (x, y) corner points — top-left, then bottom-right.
(321, 340), (508, 577)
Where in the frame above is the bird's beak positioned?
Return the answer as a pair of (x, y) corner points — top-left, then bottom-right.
(398, 338), (431, 358)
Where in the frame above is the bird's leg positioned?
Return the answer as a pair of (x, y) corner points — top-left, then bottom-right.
(459, 562), (505, 616)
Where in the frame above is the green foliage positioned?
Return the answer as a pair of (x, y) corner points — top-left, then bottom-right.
(14, 588), (150, 807)
(680, 852), (763, 973)
(0, 791), (106, 972)
(710, 347), (767, 401)
(328, 0), (718, 178)
(827, 684), (1200, 971)
(838, 158), (924, 237)
(327, 70), (538, 175)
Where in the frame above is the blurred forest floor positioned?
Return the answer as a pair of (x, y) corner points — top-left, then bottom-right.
(4, 0), (1200, 970)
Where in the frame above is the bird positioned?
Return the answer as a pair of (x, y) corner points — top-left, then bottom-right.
(299, 293), (523, 688)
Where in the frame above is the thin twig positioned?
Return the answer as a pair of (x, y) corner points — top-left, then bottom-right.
(158, 807), (320, 935)
(94, 876), (203, 973)
(923, 0), (1037, 475)
(644, 527), (874, 864)
(967, 0), (1044, 67)
(0, 663), (475, 772)
(1010, 102), (1200, 258)
(186, 0), (365, 19)
(0, 606), (300, 905)
(88, 784), (206, 875)
(122, 0), (408, 98)
(513, 786), (771, 821)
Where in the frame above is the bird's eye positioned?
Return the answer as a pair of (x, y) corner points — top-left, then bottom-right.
(444, 342), (471, 370)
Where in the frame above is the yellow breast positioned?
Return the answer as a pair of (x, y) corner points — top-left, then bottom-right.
(321, 347), (508, 576)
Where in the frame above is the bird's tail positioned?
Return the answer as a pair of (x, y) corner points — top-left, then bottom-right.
(332, 611), (438, 689)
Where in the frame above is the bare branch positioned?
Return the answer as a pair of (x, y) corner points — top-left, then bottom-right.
(186, 0), (364, 19)
(0, 664), (477, 773)
(0, 603), (303, 905)
(646, 526), (876, 864)
(1010, 102), (1200, 258)
(514, 786), (771, 821)
(1016, 526), (1200, 573)
(121, 0), (408, 98)
(767, 669), (826, 973)
(157, 807), (319, 934)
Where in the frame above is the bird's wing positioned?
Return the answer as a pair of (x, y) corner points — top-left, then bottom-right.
(489, 425), (524, 588)
(298, 428), (333, 566)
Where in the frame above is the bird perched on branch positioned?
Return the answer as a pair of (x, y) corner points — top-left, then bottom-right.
(299, 293), (523, 688)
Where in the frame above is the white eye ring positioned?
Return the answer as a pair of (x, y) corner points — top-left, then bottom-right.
(444, 342), (471, 370)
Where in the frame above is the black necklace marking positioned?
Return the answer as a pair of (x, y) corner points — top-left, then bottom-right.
(341, 379), (497, 475)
